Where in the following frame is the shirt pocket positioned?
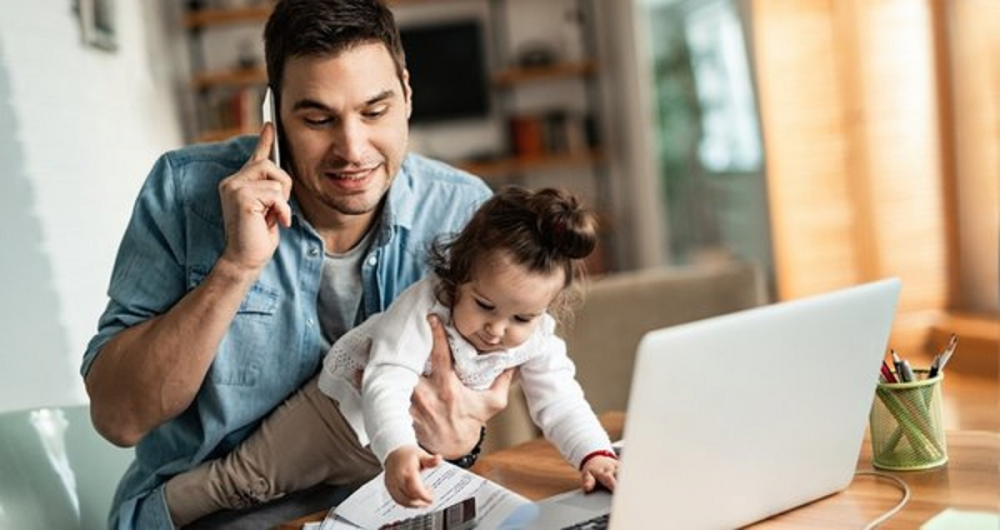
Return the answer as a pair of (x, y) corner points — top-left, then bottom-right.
(188, 266), (280, 386)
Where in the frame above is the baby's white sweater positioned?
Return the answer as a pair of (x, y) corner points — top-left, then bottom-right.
(317, 276), (612, 468)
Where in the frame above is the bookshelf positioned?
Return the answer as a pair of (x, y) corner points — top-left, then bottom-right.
(182, 1), (605, 165)
(182, 5), (272, 28)
(181, 1), (614, 269)
(491, 60), (596, 86)
(481, 0), (612, 269)
(191, 66), (266, 91)
(457, 150), (604, 179)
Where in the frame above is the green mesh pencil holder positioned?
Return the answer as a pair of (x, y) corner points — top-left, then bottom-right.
(869, 370), (947, 470)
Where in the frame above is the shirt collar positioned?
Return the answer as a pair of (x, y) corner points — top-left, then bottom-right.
(373, 154), (420, 246)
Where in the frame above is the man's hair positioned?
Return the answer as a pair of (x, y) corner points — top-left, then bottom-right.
(264, 0), (406, 95)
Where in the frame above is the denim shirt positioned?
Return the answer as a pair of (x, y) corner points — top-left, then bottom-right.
(81, 135), (491, 529)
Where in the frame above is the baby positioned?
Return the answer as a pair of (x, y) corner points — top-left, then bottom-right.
(166, 187), (618, 524)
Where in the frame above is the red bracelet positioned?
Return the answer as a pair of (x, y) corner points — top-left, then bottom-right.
(579, 449), (618, 470)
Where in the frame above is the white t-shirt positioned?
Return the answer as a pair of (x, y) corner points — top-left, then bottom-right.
(317, 275), (612, 467)
(316, 228), (373, 349)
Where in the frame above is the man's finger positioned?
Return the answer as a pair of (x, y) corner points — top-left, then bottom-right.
(266, 199), (293, 229)
(248, 122), (275, 165)
(268, 162), (294, 200)
(470, 367), (513, 415)
(488, 367), (515, 393)
(235, 176), (291, 228)
(427, 314), (454, 376)
(238, 181), (287, 215)
(411, 414), (428, 439)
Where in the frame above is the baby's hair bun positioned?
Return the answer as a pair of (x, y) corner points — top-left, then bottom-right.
(528, 188), (598, 260)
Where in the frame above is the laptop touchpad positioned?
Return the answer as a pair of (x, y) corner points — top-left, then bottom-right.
(555, 489), (612, 510)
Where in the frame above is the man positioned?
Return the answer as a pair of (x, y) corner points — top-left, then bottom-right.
(83, 0), (510, 527)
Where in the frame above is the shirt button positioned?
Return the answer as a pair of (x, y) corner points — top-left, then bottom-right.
(307, 318), (315, 326)
(308, 247), (320, 257)
(367, 256), (378, 266)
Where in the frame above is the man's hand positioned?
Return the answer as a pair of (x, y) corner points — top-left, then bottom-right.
(384, 445), (442, 508)
(410, 314), (513, 459)
(86, 124), (293, 446)
(217, 122), (293, 277)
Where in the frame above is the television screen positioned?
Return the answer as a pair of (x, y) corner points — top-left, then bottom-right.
(400, 20), (490, 123)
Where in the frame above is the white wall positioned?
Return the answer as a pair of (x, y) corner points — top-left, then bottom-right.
(0, 1), (185, 412)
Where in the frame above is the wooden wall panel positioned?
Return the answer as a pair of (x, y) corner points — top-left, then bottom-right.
(749, 0), (861, 300)
(950, 0), (1000, 313)
(854, 0), (948, 314)
(750, 0), (949, 318)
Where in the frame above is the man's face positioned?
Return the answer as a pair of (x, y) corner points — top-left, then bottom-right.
(279, 42), (411, 224)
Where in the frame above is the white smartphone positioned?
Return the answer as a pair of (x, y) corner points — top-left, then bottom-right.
(262, 87), (281, 167)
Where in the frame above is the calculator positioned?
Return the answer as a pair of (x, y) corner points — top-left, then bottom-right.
(380, 497), (477, 530)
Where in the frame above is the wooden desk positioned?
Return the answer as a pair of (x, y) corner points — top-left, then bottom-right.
(473, 412), (999, 528)
(283, 371), (999, 528)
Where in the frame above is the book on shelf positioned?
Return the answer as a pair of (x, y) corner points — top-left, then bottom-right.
(198, 85), (265, 139)
(508, 111), (594, 159)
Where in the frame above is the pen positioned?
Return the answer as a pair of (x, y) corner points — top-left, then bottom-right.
(928, 336), (948, 376)
(928, 352), (942, 377)
(900, 359), (916, 383)
(880, 361), (898, 384)
(929, 334), (958, 378)
(891, 350), (908, 382)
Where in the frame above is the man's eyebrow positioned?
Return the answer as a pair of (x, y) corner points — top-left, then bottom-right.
(290, 90), (397, 112)
(365, 89), (396, 106)
(291, 98), (332, 112)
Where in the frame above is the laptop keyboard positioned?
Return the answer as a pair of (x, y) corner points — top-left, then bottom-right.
(561, 513), (610, 530)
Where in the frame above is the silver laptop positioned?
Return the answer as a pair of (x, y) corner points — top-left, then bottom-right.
(518, 278), (900, 529)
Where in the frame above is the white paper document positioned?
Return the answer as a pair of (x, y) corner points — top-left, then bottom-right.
(323, 461), (538, 529)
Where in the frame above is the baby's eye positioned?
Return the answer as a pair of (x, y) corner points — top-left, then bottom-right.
(475, 299), (494, 311)
(513, 315), (534, 323)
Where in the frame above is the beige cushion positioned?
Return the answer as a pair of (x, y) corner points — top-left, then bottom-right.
(484, 261), (764, 452)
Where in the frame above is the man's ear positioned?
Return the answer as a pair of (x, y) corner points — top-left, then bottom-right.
(402, 69), (413, 119)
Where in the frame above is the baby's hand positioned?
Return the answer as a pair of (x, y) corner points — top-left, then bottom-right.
(580, 455), (619, 492)
(384, 445), (443, 507)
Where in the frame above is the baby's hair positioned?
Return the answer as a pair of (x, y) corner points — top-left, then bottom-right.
(429, 186), (598, 321)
